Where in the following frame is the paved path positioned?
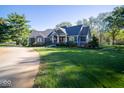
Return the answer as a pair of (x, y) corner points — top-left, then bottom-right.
(0, 47), (40, 88)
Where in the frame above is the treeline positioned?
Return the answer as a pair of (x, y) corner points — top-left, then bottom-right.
(56, 6), (124, 45)
(0, 13), (30, 46)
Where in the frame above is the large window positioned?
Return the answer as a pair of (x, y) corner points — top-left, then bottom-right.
(37, 37), (43, 42)
(80, 36), (86, 41)
(69, 36), (74, 41)
(68, 36), (77, 42)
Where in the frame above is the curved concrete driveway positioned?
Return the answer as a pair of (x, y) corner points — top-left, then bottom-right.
(0, 47), (40, 88)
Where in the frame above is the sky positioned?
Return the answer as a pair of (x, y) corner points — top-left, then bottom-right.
(0, 5), (118, 31)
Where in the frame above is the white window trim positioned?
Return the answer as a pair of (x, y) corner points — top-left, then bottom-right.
(37, 37), (43, 42)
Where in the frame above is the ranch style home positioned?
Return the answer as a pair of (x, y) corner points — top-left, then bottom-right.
(29, 25), (91, 47)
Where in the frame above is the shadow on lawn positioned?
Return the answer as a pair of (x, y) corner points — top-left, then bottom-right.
(34, 48), (124, 88)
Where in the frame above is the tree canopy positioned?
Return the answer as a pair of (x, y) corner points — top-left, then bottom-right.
(56, 22), (72, 28)
(0, 13), (30, 46)
(104, 6), (124, 45)
(7, 13), (30, 46)
(0, 17), (10, 42)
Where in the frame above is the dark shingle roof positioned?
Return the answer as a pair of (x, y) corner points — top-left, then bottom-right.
(80, 26), (90, 35)
(41, 29), (53, 37)
(62, 25), (89, 36)
(62, 25), (82, 35)
(30, 29), (53, 38)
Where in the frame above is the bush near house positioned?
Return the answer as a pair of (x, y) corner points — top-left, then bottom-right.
(85, 35), (99, 48)
(30, 42), (46, 47)
(56, 42), (77, 47)
(56, 43), (67, 47)
(66, 41), (77, 47)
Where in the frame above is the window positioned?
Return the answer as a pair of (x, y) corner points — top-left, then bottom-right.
(80, 36), (86, 41)
(30, 38), (35, 44)
(74, 36), (77, 41)
(37, 37), (42, 42)
(69, 36), (77, 42)
(69, 36), (74, 41)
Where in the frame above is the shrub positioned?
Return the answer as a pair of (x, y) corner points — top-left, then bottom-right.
(115, 40), (124, 45)
(29, 42), (45, 47)
(66, 41), (77, 47)
(56, 43), (67, 47)
(85, 35), (99, 48)
(21, 39), (28, 46)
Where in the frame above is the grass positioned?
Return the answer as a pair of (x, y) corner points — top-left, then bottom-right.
(0, 43), (16, 47)
(34, 46), (124, 88)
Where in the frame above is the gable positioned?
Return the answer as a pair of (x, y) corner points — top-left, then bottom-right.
(30, 29), (53, 38)
(61, 25), (90, 36)
(30, 31), (44, 38)
(79, 26), (90, 36)
(49, 30), (58, 36)
(55, 28), (66, 35)
(63, 25), (82, 36)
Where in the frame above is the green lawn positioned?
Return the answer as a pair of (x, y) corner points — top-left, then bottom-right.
(34, 47), (124, 88)
(0, 43), (16, 47)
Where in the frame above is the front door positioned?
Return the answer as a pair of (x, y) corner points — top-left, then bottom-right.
(59, 37), (65, 43)
(54, 36), (57, 44)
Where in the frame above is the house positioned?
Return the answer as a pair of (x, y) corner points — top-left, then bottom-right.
(29, 25), (91, 47)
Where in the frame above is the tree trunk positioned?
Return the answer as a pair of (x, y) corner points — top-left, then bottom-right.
(99, 31), (102, 45)
(112, 34), (115, 45)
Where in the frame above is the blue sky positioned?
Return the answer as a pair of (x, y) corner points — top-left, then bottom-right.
(0, 5), (118, 30)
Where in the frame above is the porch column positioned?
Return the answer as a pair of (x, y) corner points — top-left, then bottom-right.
(65, 35), (67, 43)
(77, 36), (79, 46)
(57, 35), (59, 43)
(52, 36), (54, 43)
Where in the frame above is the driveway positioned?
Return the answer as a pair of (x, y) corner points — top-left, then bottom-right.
(0, 47), (40, 88)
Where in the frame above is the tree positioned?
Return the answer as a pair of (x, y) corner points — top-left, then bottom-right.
(0, 17), (5, 24)
(76, 19), (89, 26)
(7, 13), (30, 46)
(104, 6), (124, 45)
(0, 17), (10, 42)
(88, 17), (98, 38)
(82, 19), (89, 26)
(85, 35), (99, 48)
(91, 35), (99, 48)
(76, 20), (83, 25)
(113, 6), (124, 28)
(116, 30), (124, 45)
(89, 16), (96, 30)
(104, 15), (119, 45)
(95, 12), (110, 45)
(56, 22), (72, 28)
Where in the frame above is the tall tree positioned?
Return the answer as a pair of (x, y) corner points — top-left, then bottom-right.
(104, 6), (124, 45)
(0, 17), (10, 42)
(82, 19), (89, 26)
(95, 12), (110, 45)
(7, 13), (30, 46)
(56, 22), (72, 28)
(76, 19), (89, 26)
(89, 16), (97, 30)
(76, 20), (83, 25)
